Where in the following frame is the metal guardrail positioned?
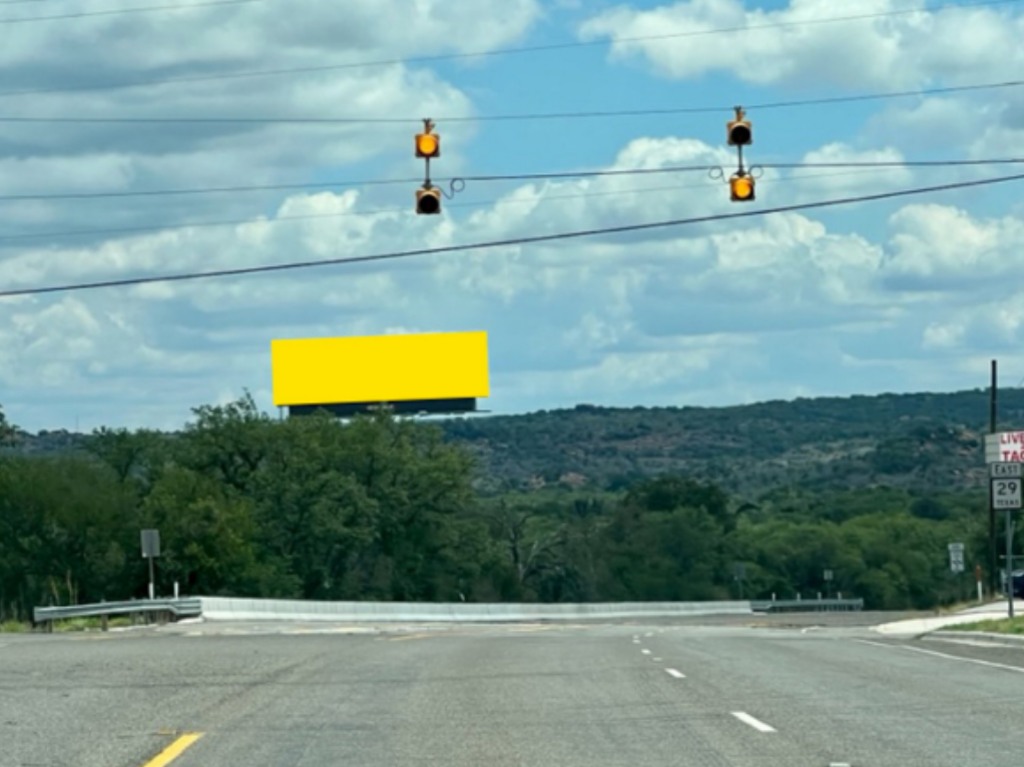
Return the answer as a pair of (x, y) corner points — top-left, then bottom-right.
(33, 598), (202, 630)
(750, 598), (864, 613)
(29, 596), (862, 629)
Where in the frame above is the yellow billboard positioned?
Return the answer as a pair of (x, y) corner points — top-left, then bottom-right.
(271, 330), (489, 407)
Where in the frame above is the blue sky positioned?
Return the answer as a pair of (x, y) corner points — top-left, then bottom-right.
(1, 0), (1023, 433)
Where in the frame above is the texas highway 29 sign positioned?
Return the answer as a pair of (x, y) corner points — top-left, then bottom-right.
(990, 462), (1023, 510)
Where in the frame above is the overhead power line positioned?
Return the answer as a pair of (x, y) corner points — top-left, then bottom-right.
(0, 168), (892, 243)
(0, 158), (1020, 203)
(3, 170), (1023, 299)
(0, 0), (1014, 98)
(0, 0), (259, 23)
(5, 76), (1024, 124)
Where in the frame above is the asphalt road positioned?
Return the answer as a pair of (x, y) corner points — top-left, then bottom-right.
(2, 617), (1023, 767)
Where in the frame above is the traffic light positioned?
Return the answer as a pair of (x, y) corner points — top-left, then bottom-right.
(416, 185), (442, 215)
(727, 108), (752, 146)
(730, 173), (754, 202)
(416, 129), (440, 159)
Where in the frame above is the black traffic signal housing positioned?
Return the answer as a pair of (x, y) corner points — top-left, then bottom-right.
(730, 172), (754, 202)
(416, 129), (440, 159)
(727, 108), (752, 146)
(416, 185), (442, 215)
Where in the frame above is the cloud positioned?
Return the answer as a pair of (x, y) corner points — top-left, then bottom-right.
(879, 203), (1024, 291)
(578, 0), (1024, 90)
(3, 127), (1002, 430)
(0, 0), (541, 248)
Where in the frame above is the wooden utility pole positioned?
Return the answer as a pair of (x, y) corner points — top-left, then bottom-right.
(990, 359), (998, 598)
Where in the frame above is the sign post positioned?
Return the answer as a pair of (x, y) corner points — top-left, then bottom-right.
(984, 453), (1023, 618)
(823, 569), (833, 599)
(141, 529), (160, 601)
(1007, 514), (1016, 619)
(733, 563), (746, 600)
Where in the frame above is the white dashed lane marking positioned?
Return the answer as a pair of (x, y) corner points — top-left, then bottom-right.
(732, 712), (776, 733)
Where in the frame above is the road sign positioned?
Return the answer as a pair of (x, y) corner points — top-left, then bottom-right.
(949, 542), (965, 573)
(140, 529), (161, 601)
(992, 478), (1023, 510)
(141, 529), (160, 558)
(985, 432), (1024, 463)
(823, 569), (833, 581)
(991, 462), (1023, 478)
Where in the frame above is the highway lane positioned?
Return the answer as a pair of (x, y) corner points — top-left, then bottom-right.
(2, 620), (1023, 767)
(640, 624), (1024, 765)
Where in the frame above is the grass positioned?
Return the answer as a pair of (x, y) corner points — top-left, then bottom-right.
(1, 615), (140, 633)
(946, 616), (1024, 634)
(52, 616), (133, 632)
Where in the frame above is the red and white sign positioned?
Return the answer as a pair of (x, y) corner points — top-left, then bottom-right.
(985, 432), (1024, 463)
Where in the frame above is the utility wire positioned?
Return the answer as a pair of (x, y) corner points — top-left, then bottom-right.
(6, 77), (1024, 124)
(0, 0), (259, 23)
(0, 158), (1019, 203)
(0, 0), (1014, 97)
(6, 79), (1024, 124)
(0, 168), (891, 243)
(3, 170), (1023, 299)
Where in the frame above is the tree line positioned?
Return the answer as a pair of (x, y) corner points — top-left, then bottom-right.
(0, 394), (994, 622)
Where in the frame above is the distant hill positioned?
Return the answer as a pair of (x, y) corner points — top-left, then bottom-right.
(7, 387), (1024, 498)
(439, 388), (1024, 496)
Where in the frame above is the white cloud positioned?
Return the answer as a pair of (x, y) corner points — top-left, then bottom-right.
(0, 0), (540, 248)
(879, 203), (1024, 290)
(579, 0), (1024, 90)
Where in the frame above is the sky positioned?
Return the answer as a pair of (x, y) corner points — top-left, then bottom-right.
(2, 0), (1024, 433)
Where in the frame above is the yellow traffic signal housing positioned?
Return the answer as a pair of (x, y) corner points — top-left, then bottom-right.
(727, 107), (752, 146)
(416, 131), (440, 159)
(416, 186), (442, 215)
(730, 173), (755, 202)
(727, 117), (752, 146)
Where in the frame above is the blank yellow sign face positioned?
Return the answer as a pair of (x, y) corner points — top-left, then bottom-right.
(271, 331), (489, 407)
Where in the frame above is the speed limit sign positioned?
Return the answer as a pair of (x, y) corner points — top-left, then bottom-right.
(992, 477), (1023, 509)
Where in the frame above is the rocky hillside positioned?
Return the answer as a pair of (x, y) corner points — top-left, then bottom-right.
(439, 388), (1024, 496)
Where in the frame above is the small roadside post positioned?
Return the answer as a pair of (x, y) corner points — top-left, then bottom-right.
(733, 563), (746, 600)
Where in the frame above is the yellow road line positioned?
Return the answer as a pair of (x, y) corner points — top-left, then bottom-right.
(143, 733), (203, 767)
